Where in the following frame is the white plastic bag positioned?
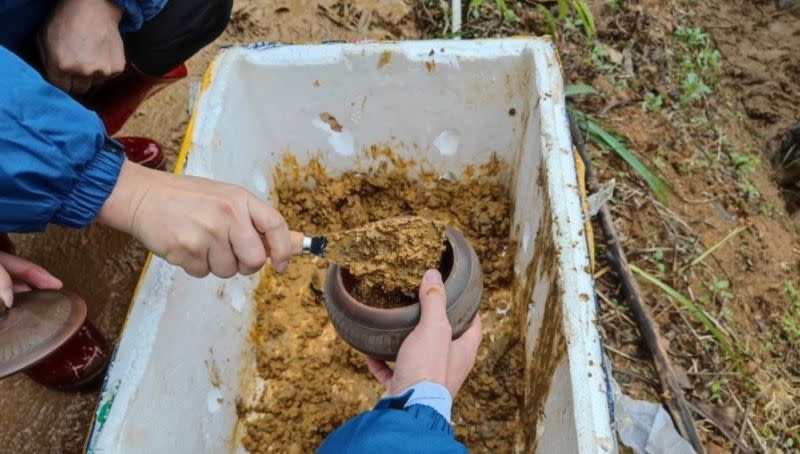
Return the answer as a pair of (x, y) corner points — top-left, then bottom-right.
(611, 374), (696, 454)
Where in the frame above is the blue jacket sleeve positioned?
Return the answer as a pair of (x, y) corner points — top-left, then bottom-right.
(318, 393), (468, 454)
(0, 46), (124, 233)
(111, 0), (168, 32)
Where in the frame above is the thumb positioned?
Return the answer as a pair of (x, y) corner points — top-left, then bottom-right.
(0, 263), (13, 308)
(417, 269), (450, 333)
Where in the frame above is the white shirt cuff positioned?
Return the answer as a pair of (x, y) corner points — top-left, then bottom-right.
(399, 381), (453, 422)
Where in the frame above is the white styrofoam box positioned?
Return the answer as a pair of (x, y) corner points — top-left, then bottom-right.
(86, 39), (615, 453)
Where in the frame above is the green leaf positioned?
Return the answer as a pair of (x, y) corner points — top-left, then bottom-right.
(573, 0), (596, 41)
(571, 109), (672, 204)
(565, 84), (599, 97)
(629, 264), (750, 382)
(642, 92), (663, 113)
(537, 5), (557, 36)
(557, 0), (569, 20)
(712, 278), (730, 291)
(495, 0), (517, 23)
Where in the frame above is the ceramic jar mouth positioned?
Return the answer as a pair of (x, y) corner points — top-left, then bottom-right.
(334, 229), (458, 314)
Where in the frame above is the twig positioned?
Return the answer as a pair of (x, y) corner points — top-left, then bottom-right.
(728, 387), (769, 453)
(687, 371), (739, 376)
(569, 113), (706, 454)
(685, 400), (756, 454)
(604, 345), (646, 363)
(598, 99), (638, 117)
(596, 290), (638, 329)
(614, 367), (660, 387)
(678, 194), (719, 205)
(680, 225), (748, 273)
(733, 398), (755, 454)
(594, 266), (612, 279)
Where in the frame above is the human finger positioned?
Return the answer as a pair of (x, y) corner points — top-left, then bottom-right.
(248, 195), (291, 273)
(229, 221), (268, 275)
(0, 264), (13, 308)
(416, 270), (451, 338)
(445, 315), (483, 397)
(365, 356), (394, 388)
(13, 282), (32, 293)
(0, 253), (62, 289)
(70, 75), (93, 94)
(206, 226), (239, 278)
(451, 313), (482, 354)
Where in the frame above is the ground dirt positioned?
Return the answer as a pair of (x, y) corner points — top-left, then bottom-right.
(240, 155), (522, 453)
(2, 0), (799, 452)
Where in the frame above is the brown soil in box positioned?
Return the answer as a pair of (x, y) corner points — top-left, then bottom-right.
(240, 152), (524, 453)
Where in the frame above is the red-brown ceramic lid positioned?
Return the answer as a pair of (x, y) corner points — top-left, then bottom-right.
(0, 290), (87, 379)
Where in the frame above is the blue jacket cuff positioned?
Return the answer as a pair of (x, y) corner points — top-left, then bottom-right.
(52, 145), (124, 228)
(111, 0), (168, 32)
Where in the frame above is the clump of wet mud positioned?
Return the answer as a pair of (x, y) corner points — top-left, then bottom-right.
(324, 216), (446, 308)
(240, 150), (523, 453)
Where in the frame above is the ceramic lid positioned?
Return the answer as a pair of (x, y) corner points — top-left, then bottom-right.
(0, 290), (87, 379)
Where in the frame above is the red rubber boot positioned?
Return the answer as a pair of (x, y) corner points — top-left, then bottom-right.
(0, 234), (14, 255)
(84, 64), (189, 170)
(115, 137), (167, 170)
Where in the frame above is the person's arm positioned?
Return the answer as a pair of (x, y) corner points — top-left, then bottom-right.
(0, 45), (124, 233)
(0, 47), (295, 281)
(319, 270), (482, 453)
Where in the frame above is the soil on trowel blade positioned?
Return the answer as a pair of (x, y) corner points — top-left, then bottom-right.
(240, 150), (523, 453)
(325, 216), (446, 308)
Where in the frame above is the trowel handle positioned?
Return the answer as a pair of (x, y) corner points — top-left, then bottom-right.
(260, 231), (323, 261)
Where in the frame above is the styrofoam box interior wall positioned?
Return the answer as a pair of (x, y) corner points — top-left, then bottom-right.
(87, 39), (614, 453)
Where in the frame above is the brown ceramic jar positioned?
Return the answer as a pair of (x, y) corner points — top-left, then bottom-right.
(324, 225), (483, 361)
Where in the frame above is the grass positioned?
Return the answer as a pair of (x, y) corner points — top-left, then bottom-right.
(467, 0), (517, 23)
(675, 26), (709, 48)
(783, 282), (800, 345)
(538, 5), (557, 36)
(629, 264), (751, 385)
(571, 108), (672, 204)
(726, 145), (761, 201)
(679, 72), (712, 107)
(590, 42), (617, 73)
(709, 377), (727, 403)
(565, 84), (599, 97)
(536, 0), (596, 42)
(653, 249), (666, 274)
(494, 0), (518, 23)
(642, 92), (664, 113)
(557, 0), (569, 20)
(672, 25), (721, 108)
(573, 0), (596, 41)
(730, 151), (759, 176)
(711, 277), (733, 302)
